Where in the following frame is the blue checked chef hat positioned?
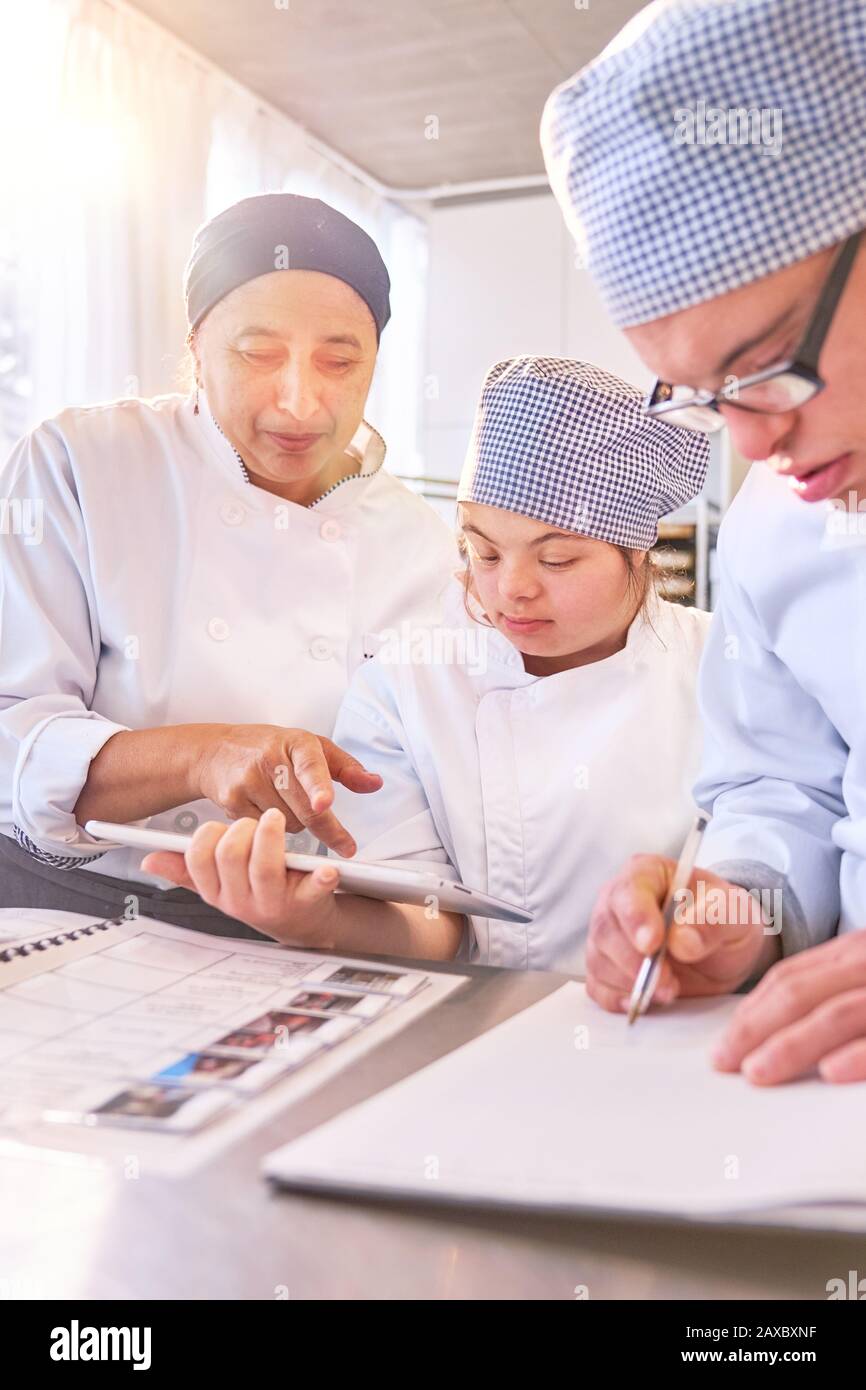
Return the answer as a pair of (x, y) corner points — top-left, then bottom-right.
(457, 357), (710, 550)
(541, 0), (866, 327)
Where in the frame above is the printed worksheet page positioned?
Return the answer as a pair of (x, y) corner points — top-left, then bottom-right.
(0, 914), (451, 1139)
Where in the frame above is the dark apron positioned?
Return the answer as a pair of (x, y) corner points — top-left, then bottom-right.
(0, 833), (268, 941)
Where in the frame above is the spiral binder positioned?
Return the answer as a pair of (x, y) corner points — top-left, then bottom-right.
(0, 917), (125, 965)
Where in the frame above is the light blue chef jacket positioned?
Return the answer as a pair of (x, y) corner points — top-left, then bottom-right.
(695, 461), (866, 953)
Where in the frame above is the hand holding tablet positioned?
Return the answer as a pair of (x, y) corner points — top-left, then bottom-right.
(85, 817), (532, 930)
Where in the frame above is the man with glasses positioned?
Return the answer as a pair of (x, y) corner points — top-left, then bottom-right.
(542, 0), (866, 1084)
(646, 231), (861, 438)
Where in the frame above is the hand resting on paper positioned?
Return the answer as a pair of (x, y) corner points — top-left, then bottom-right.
(712, 930), (866, 1086)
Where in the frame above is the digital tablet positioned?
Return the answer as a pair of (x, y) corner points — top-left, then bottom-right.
(84, 820), (533, 925)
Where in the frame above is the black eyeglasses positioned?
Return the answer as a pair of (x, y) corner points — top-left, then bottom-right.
(645, 230), (862, 432)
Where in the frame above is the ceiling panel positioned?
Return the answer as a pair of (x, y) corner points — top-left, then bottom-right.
(129, 0), (645, 187)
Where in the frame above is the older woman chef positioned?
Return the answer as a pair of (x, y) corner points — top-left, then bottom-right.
(0, 192), (456, 931)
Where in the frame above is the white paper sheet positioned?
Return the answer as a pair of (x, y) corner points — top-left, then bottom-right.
(264, 981), (866, 1221)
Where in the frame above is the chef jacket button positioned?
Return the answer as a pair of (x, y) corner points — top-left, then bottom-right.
(310, 637), (333, 661)
(319, 518), (342, 542)
(207, 617), (230, 642)
(220, 500), (246, 526)
(174, 810), (199, 832)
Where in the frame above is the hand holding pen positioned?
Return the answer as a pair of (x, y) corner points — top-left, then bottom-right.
(627, 812), (709, 1024)
(584, 814), (781, 1017)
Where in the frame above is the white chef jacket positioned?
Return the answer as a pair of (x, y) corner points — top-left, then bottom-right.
(694, 462), (866, 954)
(0, 390), (458, 885)
(329, 581), (710, 972)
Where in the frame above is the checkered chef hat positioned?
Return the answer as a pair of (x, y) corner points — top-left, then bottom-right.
(457, 357), (710, 550)
(541, 0), (866, 327)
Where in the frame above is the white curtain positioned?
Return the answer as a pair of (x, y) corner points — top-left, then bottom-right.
(0, 0), (427, 473)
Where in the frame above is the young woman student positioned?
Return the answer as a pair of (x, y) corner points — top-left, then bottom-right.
(145, 357), (711, 977)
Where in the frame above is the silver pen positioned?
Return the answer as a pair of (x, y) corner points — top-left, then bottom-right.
(626, 811), (710, 1026)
